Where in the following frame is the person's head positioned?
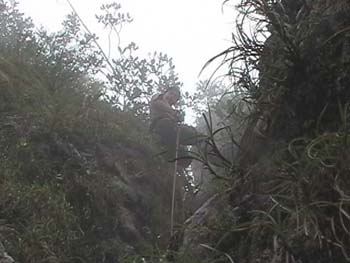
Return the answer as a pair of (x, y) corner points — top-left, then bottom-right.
(163, 86), (180, 105)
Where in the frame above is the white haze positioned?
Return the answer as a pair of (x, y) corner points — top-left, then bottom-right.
(17, 0), (238, 121)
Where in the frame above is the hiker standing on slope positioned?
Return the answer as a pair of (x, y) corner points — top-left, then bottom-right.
(150, 86), (199, 168)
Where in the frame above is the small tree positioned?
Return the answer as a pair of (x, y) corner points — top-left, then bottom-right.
(94, 2), (182, 119)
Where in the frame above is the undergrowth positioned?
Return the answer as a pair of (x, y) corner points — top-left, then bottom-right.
(0, 1), (177, 262)
(173, 0), (350, 262)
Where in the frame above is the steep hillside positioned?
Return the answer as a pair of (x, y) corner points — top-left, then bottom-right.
(0, 2), (186, 262)
(0, 47), (187, 263)
(178, 0), (350, 262)
(2, 1), (350, 263)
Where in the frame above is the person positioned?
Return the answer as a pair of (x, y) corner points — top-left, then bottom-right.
(150, 86), (199, 169)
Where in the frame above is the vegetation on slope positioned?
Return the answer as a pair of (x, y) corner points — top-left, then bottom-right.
(1, 0), (350, 262)
(180, 0), (350, 262)
(0, 1), (185, 262)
